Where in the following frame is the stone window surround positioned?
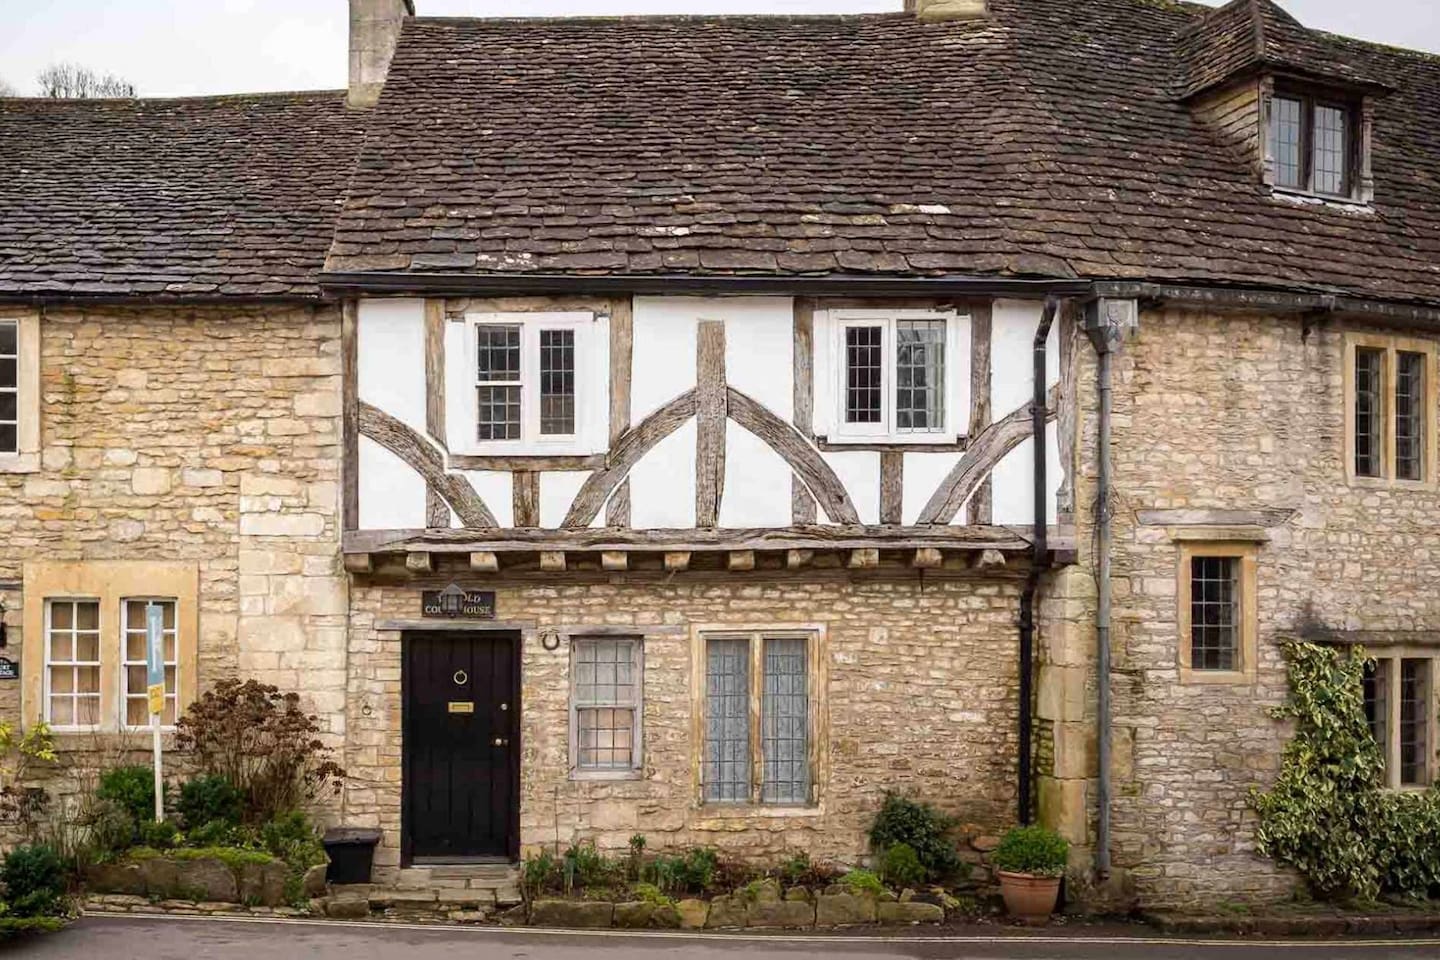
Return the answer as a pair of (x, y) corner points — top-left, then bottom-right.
(1363, 646), (1439, 791)
(21, 561), (199, 733)
(1175, 540), (1259, 686)
(568, 634), (644, 781)
(0, 311), (41, 474)
(821, 308), (966, 445)
(1343, 331), (1439, 490)
(688, 623), (828, 814)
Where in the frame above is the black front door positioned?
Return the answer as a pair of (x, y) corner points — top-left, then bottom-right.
(403, 631), (520, 863)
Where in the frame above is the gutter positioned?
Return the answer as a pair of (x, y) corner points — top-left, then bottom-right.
(1016, 296), (1059, 826)
(1092, 281), (1440, 332)
(1083, 301), (1119, 879)
(319, 271), (1095, 299)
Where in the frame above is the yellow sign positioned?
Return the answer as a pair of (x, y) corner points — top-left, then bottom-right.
(148, 683), (166, 717)
(447, 701), (475, 714)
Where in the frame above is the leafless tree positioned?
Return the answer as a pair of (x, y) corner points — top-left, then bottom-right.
(36, 62), (136, 99)
(0, 78), (17, 98)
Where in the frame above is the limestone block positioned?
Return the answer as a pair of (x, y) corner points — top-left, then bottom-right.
(238, 860), (288, 907)
(676, 899), (709, 929)
(182, 469), (225, 488)
(815, 892), (877, 925)
(529, 899), (614, 929)
(1036, 664), (1086, 722)
(295, 391), (342, 418)
(877, 901), (944, 924)
(86, 861), (147, 896)
(132, 467), (172, 495)
(746, 898), (815, 929)
(612, 901), (653, 928)
(1052, 721), (1096, 780)
(1038, 776), (1087, 845)
(239, 513), (326, 538)
(241, 474), (304, 497)
(705, 894), (747, 928)
(173, 857), (238, 902)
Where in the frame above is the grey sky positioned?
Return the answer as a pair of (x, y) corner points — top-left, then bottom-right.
(1, 0), (1435, 98)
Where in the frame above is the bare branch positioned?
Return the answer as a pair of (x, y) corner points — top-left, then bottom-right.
(36, 62), (136, 99)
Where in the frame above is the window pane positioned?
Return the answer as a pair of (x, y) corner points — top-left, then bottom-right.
(49, 697), (73, 727)
(1396, 351), (1426, 481)
(477, 385), (522, 441)
(1313, 104), (1348, 196)
(1363, 659), (1389, 771)
(844, 326), (883, 425)
(1270, 96), (1304, 189)
(75, 631), (99, 663)
(574, 639), (633, 706)
(126, 698), (149, 727)
(1272, 96), (1307, 188)
(1400, 659), (1430, 786)
(0, 358), (14, 390)
(0, 424), (14, 454)
(704, 638), (751, 802)
(895, 320), (946, 432)
(578, 707), (634, 769)
(50, 602), (72, 631)
(539, 328), (576, 436)
(0, 392), (15, 423)
(761, 637), (809, 804)
(1354, 347), (1385, 478)
(1190, 556), (1238, 671)
(49, 666), (73, 694)
(76, 696), (100, 727)
(76, 601), (98, 632)
(476, 325), (521, 381)
(0, 321), (16, 357)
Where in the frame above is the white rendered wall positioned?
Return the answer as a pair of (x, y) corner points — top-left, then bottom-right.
(358, 437), (427, 530)
(630, 419), (697, 529)
(358, 298), (427, 436)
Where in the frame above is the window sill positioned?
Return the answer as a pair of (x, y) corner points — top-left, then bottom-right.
(1347, 474), (1437, 492)
(569, 769), (643, 782)
(1177, 667), (1255, 686)
(0, 453), (40, 474)
(695, 803), (822, 819)
(1269, 186), (1373, 211)
(815, 435), (964, 453)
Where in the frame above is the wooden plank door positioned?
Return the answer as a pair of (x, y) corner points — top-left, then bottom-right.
(403, 630), (520, 863)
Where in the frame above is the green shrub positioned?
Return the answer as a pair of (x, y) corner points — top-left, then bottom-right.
(646, 846), (719, 895)
(81, 801), (135, 861)
(521, 850), (559, 899)
(777, 852), (810, 885)
(562, 841), (621, 894)
(177, 776), (243, 830)
(839, 868), (885, 897)
(868, 793), (962, 881)
(879, 843), (926, 888)
(0, 845), (67, 918)
(991, 826), (1069, 877)
(627, 834), (646, 881)
(137, 820), (181, 851)
(629, 882), (674, 907)
(0, 916), (65, 937)
(185, 818), (242, 849)
(96, 766), (155, 827)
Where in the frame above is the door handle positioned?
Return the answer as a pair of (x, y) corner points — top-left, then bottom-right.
(493, 737), (509, 747)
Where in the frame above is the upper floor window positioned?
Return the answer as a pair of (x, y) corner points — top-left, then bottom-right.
(1346, 333), (1436, 486)
(0, 313), (39, 472)
(1268, 89), (1357, 198)
(461, 312), (606, 456)
(824, 310), (965, 444)
(0, 320), (17, 455)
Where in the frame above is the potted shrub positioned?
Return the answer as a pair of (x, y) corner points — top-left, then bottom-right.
(990, 826), (1068, 924)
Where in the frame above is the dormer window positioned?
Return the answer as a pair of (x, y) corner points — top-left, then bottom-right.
(1267, 87), (1358, 199)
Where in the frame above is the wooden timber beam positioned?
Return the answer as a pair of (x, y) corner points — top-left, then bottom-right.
(664, 552), (692, 571)
(470, 551), (499, 573)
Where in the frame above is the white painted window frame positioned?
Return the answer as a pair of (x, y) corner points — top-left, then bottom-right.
(43, 598), (103, 732)
(815, 309), (967, 444)
(119, 597), (180, 731)
(568, 635), (644, 780)
(462, 311), (607, 456)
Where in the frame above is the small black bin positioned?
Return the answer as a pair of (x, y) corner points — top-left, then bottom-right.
(323, 827), (383, 885)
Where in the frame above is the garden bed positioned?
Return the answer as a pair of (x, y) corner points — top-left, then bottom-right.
(86, 847), (326, 907)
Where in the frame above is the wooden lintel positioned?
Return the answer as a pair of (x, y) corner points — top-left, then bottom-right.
(539, 551), (567, 572)
(728, 550), (756, 571)
(786, 549), (814, 570)
(972, 548), (1007, 570)
(912, 547), (944, 569)
(601, 551), (628, 571)
(664, 551), (692, 571)
(470, 551), (499, 573)
(405, 552), (433, 574)
(342, 553), (372, 574)
(848, 548), (880, 569)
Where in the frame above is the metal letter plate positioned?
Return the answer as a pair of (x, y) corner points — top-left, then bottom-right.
(447, 701), (475, 714)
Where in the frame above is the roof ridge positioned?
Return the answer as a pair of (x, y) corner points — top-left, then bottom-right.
(410, 12), (906, 25)
(1250, 0), (1267, 59)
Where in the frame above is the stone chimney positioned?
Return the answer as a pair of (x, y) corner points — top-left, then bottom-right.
(904, 0), (987, 21)
(349, 0), (414, 108)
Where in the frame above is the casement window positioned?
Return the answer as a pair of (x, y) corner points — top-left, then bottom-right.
(22, 562), (197, 733)
(570, 636), (642, 777)
(701, 631), (816, 805)
(1267, 89), (1357, 198)
(121, 599), (178, 727)
(0, 313), (39, 471)
(1345, 333), (1437, 486)
(1363, 651), (1437, 789)
(817, 310), (968, 444)
(461, 312), (607, 455)
(44, 600), (102, 729)
(1176, 542), (1258, 684)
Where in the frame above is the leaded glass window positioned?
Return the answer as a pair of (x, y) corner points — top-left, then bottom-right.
(572, 637), (640, 772)
(844, 326), (883, 425)
(761, 638), (809, 804)
(1354, 347), (1385, 479)
(1268, 91), (1356, 197)
(704, 638), (750, 802)
(895, 320), (946, 433)
(1400, 659), (1430, 787)
(1313, 103), (1349, 196)
(1270, 95), (1304, 189)
(1396, 351), (1426, 482)
(539, 328), (576, 436)
(1189, 556), (1237, 672)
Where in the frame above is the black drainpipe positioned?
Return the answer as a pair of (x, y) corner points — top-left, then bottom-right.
(1017, 296), (1059, 826)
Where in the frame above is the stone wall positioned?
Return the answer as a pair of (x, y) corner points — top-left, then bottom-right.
(0, 304), (345, 817)
(343, 569), (1027, 881)
(1051, 306), (1440, 907)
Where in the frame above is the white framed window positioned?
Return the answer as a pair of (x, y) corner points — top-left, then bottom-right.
(815, 310), (968, 444)
(569, 636), (642, 778)
(121, 598), (179, 728)
(1363, 650), (1438, 790)
(44, 599), (102, 730)
(457, 311), (607, 455)
(0, 320), (17, 455)
(701, 631), (816, 806)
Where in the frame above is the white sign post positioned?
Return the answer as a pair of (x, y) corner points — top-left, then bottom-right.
(145, 602), (166, 823)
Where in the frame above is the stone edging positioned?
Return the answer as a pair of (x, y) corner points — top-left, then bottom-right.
(1142, 910), (1440, 937)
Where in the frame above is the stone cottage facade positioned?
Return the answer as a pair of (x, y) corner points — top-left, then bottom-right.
(1, 0), (1438, 908)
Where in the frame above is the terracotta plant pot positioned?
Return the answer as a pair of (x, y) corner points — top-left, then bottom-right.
(997, 871), (1061, 924)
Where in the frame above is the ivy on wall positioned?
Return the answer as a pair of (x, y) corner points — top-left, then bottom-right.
(1252, 641), (1440, 902)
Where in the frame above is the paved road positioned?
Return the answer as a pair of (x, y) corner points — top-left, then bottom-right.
(8, 914), (1440, 960)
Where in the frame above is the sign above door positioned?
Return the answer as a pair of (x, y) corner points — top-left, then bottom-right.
(421, 584), (497, 620)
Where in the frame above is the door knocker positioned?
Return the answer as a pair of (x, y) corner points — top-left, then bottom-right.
(453, 670), (468, 686)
